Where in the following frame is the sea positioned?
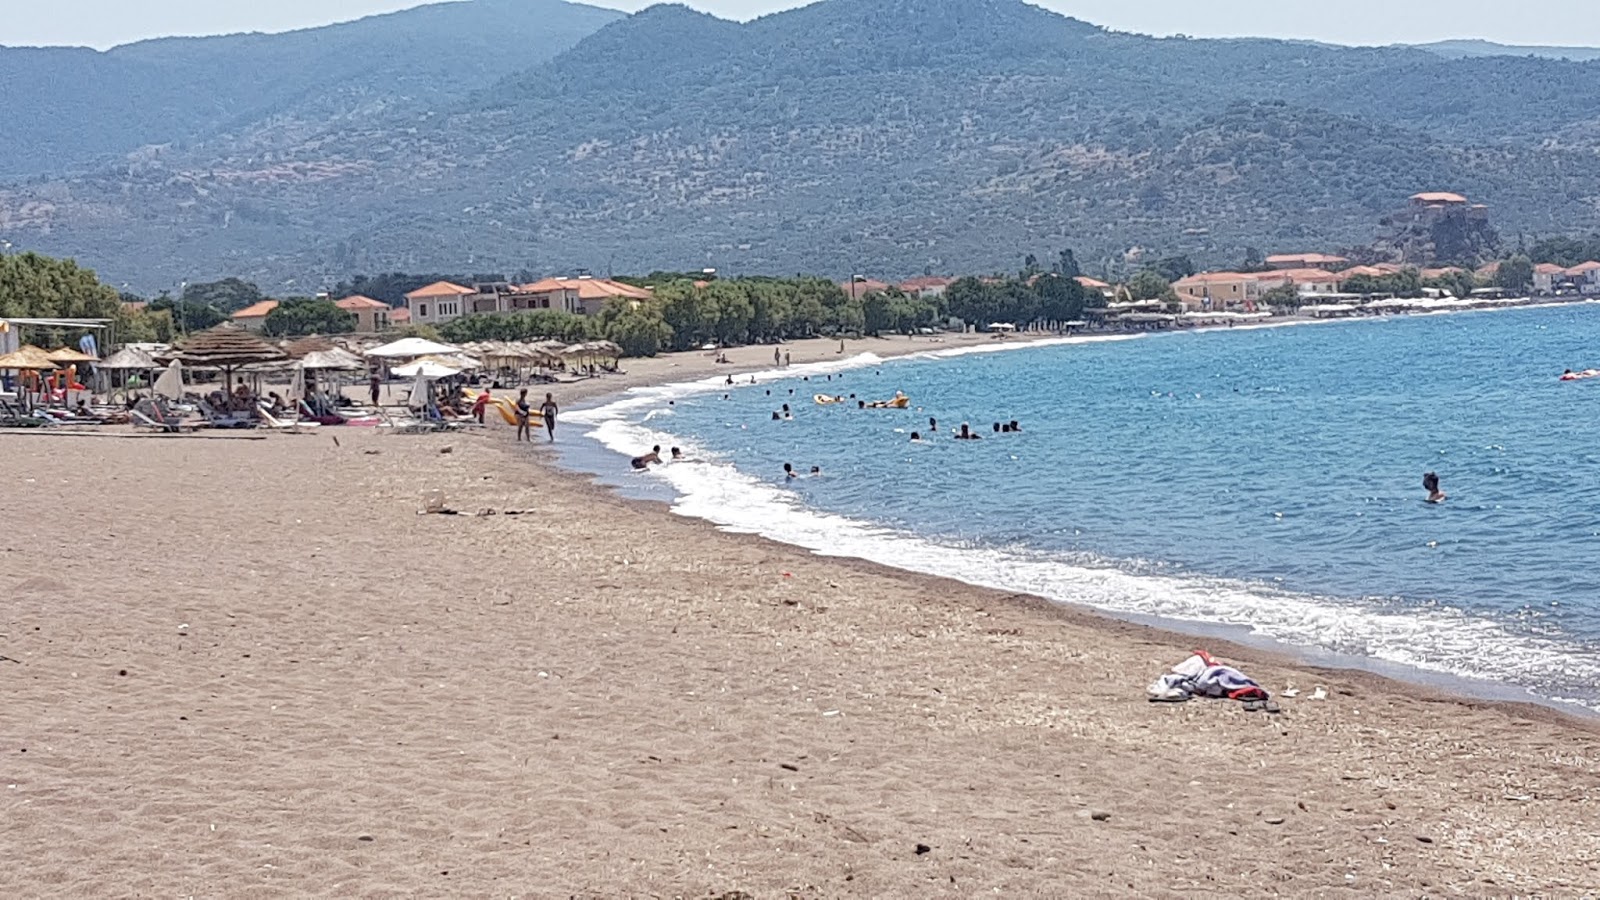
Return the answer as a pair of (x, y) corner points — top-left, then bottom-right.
(561, 303), (1600, 712)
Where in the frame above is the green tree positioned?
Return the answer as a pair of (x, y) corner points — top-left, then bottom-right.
(1241, 247), (1267, 272)
(602, 303), (673, 357)
(861, 291), (894, 336)
(1424, 269), (1479, 299)
(1056, 249), (1081, 279)
(181, 278), (264, 314)
(1496, 255), (1535, 293)
(148, 293), (226, 333)
(1127, 270), (1175, 302)
(1152, 255), (1197, 283)
(1034, 274), (1088, 325)
(263, 298), (357, 337)
(1260, 284), (1301, 309)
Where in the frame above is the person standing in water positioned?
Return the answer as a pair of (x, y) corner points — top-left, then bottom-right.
(1424, 472), (1447, 504)
(540, 392), (559, 442)
(774, 347), (781, 367)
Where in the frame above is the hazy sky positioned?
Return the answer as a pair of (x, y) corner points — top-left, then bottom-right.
(6, 0), (1600, 50)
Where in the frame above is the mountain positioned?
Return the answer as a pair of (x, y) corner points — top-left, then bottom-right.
(0, 0), (623, 180)
(1414, 39), (1600, 63)
(6, 0), (1600, 291)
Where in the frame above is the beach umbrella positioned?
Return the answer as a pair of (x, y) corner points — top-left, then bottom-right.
(290, 363), (307, 416)
(0, 346), (59, 411)
(46, 346), (98, 364)
(296, 348), (366, 371)
(282, 335), (337, 359)
(365, 337), (462, 360)
(393, 360), (461, 379)
(153, 360), (186, 401)
(407, 372), (432, 410)
(97, 346), (158, 371)
(172, 325), (288, 389)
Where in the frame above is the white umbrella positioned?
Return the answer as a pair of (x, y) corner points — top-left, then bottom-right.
(366, 337), (462, 360)
(153, 360), (185, 401)
(407, 372), (432, 410)
(393, 360), (462, 379)
(290, 364), (307, 416)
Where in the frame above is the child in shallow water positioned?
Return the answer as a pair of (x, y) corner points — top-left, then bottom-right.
(1423, 472), (1447, 504)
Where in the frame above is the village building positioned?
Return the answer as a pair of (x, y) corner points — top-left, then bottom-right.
(1265, 253), (1349, 271)
(1172, 272), (1263, 311)
(334, 294), (391, 333)
(1261, 268), (1342, 296)
(230, 299), (280, 332)
(403, 281), (477, 326)
(899, 276), (956, 299)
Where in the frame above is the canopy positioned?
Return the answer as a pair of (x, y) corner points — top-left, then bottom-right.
(0, 345), (59, 371)
(174, 325), (288, 369)
(97, 346), (158, 370)
(365, 337), (461, 359)
(393, 360), (461, 379)
(296, 348), (366, 371)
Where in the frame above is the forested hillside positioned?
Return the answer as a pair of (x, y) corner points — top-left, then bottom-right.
(4, 0), (1600, 290)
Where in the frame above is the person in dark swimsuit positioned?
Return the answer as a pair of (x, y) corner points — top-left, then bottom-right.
(632, 446), (663, 470)
(515, 389), (532, 442)
(540, 393), (559, 442)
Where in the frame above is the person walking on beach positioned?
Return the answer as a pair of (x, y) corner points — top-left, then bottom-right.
(540, 392), (559, 442)
(515, 389), (532, 442)
(369, 372), (382, 407)
(472, 389), (492, 425)
(784, 350), (792, 367)
(774, 347), (781, 367)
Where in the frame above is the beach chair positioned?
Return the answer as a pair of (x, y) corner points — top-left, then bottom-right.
(197, 398), (258, 430)
(131, 397), (195, 433)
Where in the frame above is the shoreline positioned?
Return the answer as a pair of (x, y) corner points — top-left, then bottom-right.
(8, 303), (1600, 894)
(546, 310), (1600, 723)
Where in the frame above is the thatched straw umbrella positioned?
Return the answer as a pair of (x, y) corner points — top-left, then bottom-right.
(0, 346), (60, 411)
(173, 325), (288, 390)
(283, 336), (336, 359)
(96, 346), (160, 397)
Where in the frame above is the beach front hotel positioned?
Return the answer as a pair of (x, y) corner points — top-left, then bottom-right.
(403, 277), (653, 326)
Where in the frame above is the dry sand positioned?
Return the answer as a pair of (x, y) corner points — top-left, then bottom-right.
(5, 333), (1600, 897)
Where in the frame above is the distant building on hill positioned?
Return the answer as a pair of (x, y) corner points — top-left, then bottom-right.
(898, 276), (955, 299)
(1374, 191), (1500, 266)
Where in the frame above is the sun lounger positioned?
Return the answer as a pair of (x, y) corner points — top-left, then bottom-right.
(198, 398), (258, 430)
(132, 397), (196, 433)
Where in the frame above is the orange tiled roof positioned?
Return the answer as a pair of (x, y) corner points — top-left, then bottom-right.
(1075, 276), (1112, 289)
(900, 276), (956, 290)
(841, 279), (894, 295)
(1337, 265), (1389, 279)
(232, 300), (280, 319)
(1175, 272), (1260, 285)
(404, 281), (476, 299)
(336, 294), (388, 311)
(1535, 263), (1568, 275)
(1266, 253), (1349, 266)
(1262, 268), (1340, 284)
(1565, 261), (1600, 274)
(1421, 267), (1465, 279)
(521, 278), (653, 301)
(519, 278), (573, 294)
(1412, 192), (1469, 204)
(389, 308), (412, 323)
(1474, 261), (1502, 277)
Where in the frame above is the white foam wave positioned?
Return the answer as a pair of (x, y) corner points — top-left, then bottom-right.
(578, 413), (1600, 711)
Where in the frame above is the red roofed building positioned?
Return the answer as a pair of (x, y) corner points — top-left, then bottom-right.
(1260, 268), (1342, 296)
(389, 307), (412, 326)
(899, 276), (955, 299)
(1411, 192), (1469, 206)
(1172, 272), (1263, 311)
(1534, 263), (1568, 295)
(841, 278), (893, 299)
(1075, 275), (1115, 298)
(230, 299), (280, 332)
(335, 295), (391, 333)
(1265, 253), (1349, 271)
(404, 281), (477, 326)
(1566, 261), (1600, 292)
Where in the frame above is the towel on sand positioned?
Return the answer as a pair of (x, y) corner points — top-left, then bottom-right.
(1147, 650), (1269, 703)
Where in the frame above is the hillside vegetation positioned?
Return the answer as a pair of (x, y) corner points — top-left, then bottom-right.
(4, 0), (1600, 290)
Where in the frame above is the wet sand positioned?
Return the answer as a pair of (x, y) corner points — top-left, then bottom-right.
(4, 332), (1599, 896)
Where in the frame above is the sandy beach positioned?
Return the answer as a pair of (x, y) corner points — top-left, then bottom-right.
(5, 331), (1600, 896)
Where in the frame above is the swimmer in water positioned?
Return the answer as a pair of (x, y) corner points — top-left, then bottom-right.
(1423, 471), (1447, 504)
(929, 417), (938, 433)
(956, 423), (982, 440)
(671, 447), (683, 460)
(631, 446), (663, 470)
(1009, 420), (1021, 433)
(910, 431), (923, 442)
(784, 463), (798, 480)
(810, 466), (822, 477)
(993, 423), (1003, 434)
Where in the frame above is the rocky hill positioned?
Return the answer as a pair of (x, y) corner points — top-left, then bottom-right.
(5, 0), (1600, 290)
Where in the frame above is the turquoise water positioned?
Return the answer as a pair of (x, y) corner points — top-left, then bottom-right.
(567, 304), (1600, 709)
